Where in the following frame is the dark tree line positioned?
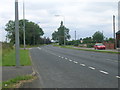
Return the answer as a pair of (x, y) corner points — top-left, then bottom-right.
(5, 19), (51, 45)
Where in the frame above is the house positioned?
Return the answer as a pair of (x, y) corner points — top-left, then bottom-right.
(116, 30), (120, 48)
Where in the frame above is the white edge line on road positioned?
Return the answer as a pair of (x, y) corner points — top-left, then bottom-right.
(80, 64), (85, 66)
(116, 76), (120, 79)
(89, 67), (95, 70)
(99, 70), (109, 74)
(106, 59), (118, 63)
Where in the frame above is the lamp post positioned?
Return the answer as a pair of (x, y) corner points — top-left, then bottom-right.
(15, 0), (20, 67)
(113, 15), (116, 49)
(55, 15), (65, 45)
(23, 0), (26, 49)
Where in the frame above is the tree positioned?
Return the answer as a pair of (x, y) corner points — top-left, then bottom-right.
(92, 31), (104, 43)
(83, 37), (93, 44)
(52, 21), (71, 45)
(52, 31), (59, 42)
(104, 37), (115, 43)
(5, 19), (44, 45)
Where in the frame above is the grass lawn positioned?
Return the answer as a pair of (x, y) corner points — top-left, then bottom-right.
(20, 45), (43, 48)
(2, 49), (31, 66)
(1, 75), (36, 88)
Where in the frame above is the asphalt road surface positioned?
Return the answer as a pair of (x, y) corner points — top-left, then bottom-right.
(30, 45), (119, 88)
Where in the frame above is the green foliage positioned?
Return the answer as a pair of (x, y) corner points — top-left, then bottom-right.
(5, 19), (44, 45)
(92, 31), (104, 43)
(52, 21), (71, 45)
(83, 37), (93, 44)
(2, 75), (34, 88)
(2, 47), (31, 66)
(104, 37), (115, 43)
(52, 31), (59, 42)
(66, 40), (79, 46)
(87, 43), (95, 48)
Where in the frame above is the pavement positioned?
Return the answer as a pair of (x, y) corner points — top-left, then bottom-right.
(29, 45), (119, 88)
(2, 66), (33, 81)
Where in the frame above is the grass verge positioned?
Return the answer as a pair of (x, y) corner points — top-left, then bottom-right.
(53, 45), (120, 54)
(1, 75), (36, 88)
(2, 49), (31, 66)
(20, 44), (44, 48)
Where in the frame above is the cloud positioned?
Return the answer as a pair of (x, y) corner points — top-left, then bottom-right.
(0, 0), (119, 41)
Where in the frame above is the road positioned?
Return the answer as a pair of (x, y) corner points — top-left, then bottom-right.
(30, 45), (119, 88)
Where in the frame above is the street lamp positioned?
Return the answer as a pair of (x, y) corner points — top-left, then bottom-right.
(55, 15), (66, 45)
(15, 0), (20, 67)
(113, 15), (116, 49)
(23, 0), (26, 50)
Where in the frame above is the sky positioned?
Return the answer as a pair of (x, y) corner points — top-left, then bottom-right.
(0, 0), (119, 42)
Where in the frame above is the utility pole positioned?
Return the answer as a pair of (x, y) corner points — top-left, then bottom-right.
(75, 30), (76, 40)
(34, 27), (35, 45)
(113, 15), (116, 49)
(23, 0), (26, 49)
(15, 0), (20, 67)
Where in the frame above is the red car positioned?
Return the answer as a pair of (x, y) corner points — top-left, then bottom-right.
(94, 43), (106, 50)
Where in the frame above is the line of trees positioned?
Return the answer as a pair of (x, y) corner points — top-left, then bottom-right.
(65, 31), (114, 47)
(5, 19), (51, 45)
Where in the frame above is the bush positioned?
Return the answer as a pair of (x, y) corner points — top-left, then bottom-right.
(2, 42), (13, 56)
(87, 43), (95, 48)
(74, 43), (79, 46)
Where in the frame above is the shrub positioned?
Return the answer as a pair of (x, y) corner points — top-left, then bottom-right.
(87, 43), (95, 48)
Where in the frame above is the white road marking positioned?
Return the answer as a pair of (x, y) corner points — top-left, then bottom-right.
(80, 64), (85, 66)
(59, 56), (61, 57)
(99, 70), (109, 74)
(65, 58), (68, 60)
(69, 59), (72, 62)
(106, 59), (118, 63)
(89, 67), (95, 70)
(116, 76), (120, 79)
(61, 57), (64, 59)
(38, 47), (41, 50)
(73, 61), (78, 64)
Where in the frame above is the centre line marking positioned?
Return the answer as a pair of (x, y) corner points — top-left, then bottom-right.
(38, 47), (41, 50)
(59, 56), (61, 57)
(80, 64), (85, 66)
(89, 67), (95, 70)
(73, 61), (78, 64)
(99, 70), (109, 74)
(69, 59), (72, 61)
(65, 58), (68, 60)
(61, 57), (64, 59)
(116, 76), (120, 79)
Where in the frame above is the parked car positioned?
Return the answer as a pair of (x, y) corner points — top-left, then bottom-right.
(94, 43), (106, 50)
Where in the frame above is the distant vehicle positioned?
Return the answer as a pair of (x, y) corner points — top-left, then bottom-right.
(94, 43), (106, 50)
